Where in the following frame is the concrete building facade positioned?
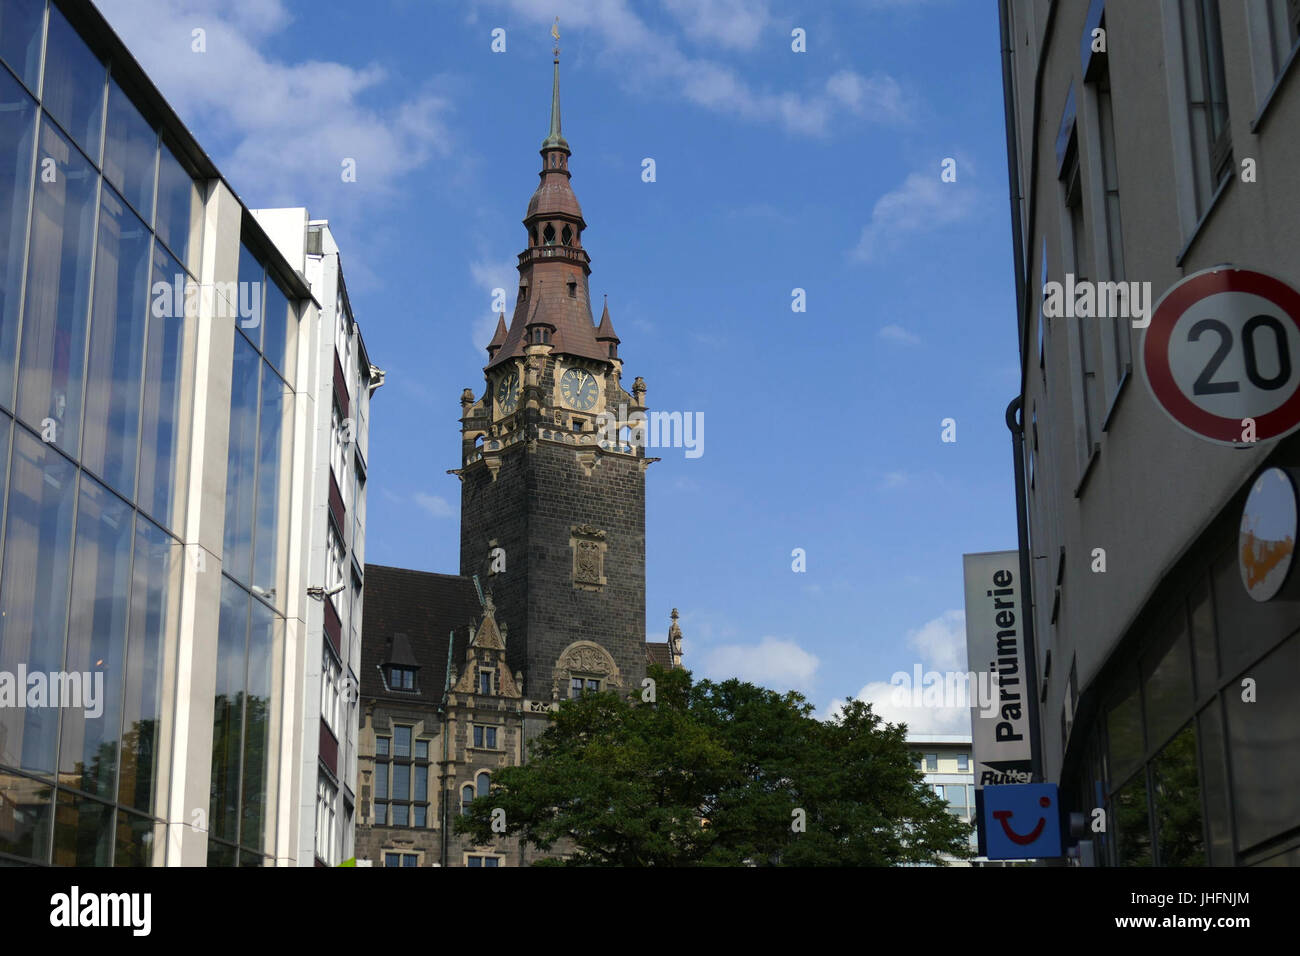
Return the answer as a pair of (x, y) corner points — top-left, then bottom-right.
(1001, 0), (1300, 866)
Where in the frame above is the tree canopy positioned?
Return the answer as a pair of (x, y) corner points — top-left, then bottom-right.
(455, 666), (973, 866)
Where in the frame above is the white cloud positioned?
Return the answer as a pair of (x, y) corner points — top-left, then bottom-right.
(469, 257), (517, 351)
(413, 493), (454, 519)
(95, 0), (454, 210)
(878, 324), (921, 346)
(852, 168), (977, 262)
(879, 470), (909, 490)
(700, 637), (819, 692)
(661, 0), (770, 51)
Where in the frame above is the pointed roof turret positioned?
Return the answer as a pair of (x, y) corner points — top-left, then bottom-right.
(541, 30), (569, 154)
(486, 312), (508, 358)
(595, 296), (619, 344)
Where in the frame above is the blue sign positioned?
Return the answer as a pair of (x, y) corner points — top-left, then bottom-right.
(981, 783), (1063, 860)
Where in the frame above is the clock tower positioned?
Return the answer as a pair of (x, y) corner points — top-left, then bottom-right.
(455, 47), (651, 712)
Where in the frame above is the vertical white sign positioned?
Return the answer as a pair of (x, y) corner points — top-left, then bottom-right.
(963, 551), (1033, 787)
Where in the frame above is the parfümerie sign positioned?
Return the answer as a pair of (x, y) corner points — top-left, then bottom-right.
(963, 551), (1033, 787)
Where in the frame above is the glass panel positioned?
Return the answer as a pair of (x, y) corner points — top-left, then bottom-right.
(1106, 677), (1144, 783)
(402, 853), (418, 867)
(373, 803), (386, 826)
(393, 726), (411, 758)
(60, 474), (132, 798)
(237, 850), (263, 867)
(1197, 700), (1232, 865)
(222, 332), (259, 582)
(477, 773), (489, 798)
(414, 740), (427, 760)
(924, 754), (937, 771)
(391, 803), (408, 827)
(944, 784), (967, 806)
(486, 727), (497, 749)
(375, 736), (388, 757)
(18, 118), (97, 454)
(467, 856), (481, 867)
(374, 763), (386, 800)
(1226, 632), (1300, 850)
(484, 857), (499, 867)
(384, 852), (398, 867)
(1212, 545), (1294, 677)
(1188, 578), (1217, 699)
(239, 599), (275, 852)
(0, 67), (36, 408)
(209, 577), (248, 844)
(0, 0), (45, 91)
(235, 243), (264, 348)
(413, 806), (426, 828)
(0, 426), (75, 774)
(41, 4), (104, 161)
(81, 185), (148, 497)
(1151, 723), (1205, 865)
(392, 763), (409, 802)
(102, 79), (155, 221)
(414, 766), (426, 802)
(153, 140), (200, 271)
(205, 840), (236, 866)
(0, 769), (53, 862)
(119, 515), (178, 813)
(51, 789), (113, 866)
(113, 809), (154, 866)
(1141, 617), (1193, 751)
(261, 276), (294, 385)
(1114, 772), (1153, 866)
(251, 361), (290, 606)
(137, 243), (186, 529)
(473, 725), (483, 748)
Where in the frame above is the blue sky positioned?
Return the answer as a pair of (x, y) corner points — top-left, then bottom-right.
(98, 0), (1019, 727)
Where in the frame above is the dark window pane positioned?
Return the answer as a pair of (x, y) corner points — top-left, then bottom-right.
(209, 578), (248, 843)
(153, 140), (200, 270)
(113, 809), (155, 866)
(222, 332), (259, 581)
(251, 361), (290, 606)
(237, 850), (263, 867)
(0, 426), (75, 774)
(51, 789), (113, 866)
(0, 67), (36, 408)
(1212, 545), (1296, 676)
(374, 803), (386, 826)
(205, 840), (236, 866)
(41, 4), (104, 161)
(392, 763), (409, 802)
(81, 186), (148, 497)
(235, 243), (264, 348)
(18, 118), (97, 453)
(487, 727), (497, 749)
(102, 79), (155, 221)
(0, 0), (45, 91)
(467, 855), (481, 867)
(1151, 723), (1205, 865)
(137, 244), (186, 528)
(1226, 631), (1300, 850)
(393, 726), (410, 758)
(1114, 772), (1153, 867)
(384, 852), (398, 867)
(402, 853), (417, 867)
(119, 515), (178, 813)
(60, 474), (133, 798)
(375, 736), (388, 757)
(240, 600), (276, 852)
(484, 857), (499, 867)
(1141, 618), (1193, 752)
(0, 769), (53, 861)
(413, 767), (426, 802)
(477, 772), (489, 798)
(374, 762), (386, 800)
(473, 725), (483, 748)
(413, 806), (426, 828)
(1197, 700), (1232, 865)
(414, 740), (427, 760)
(1107, 677), (1144, 783)
(1189, 577), (1217, 699)
(391, 803), (408, 827)
(261, 277), (294, 385)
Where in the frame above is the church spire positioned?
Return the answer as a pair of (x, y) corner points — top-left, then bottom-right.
(542, 19), (568, 154)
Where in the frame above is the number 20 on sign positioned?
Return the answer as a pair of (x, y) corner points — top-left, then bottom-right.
(1143, 267), (1300, 445)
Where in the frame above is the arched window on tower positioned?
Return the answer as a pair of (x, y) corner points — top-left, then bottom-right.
(561, 224), (572, 246)
(477, 772), (491, 798)
(543, 223), (556, 245)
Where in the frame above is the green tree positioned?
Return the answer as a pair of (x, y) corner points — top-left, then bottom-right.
(456, 666), (972, 866)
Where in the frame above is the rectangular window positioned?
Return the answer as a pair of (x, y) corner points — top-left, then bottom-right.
(0, 66), (36, 408)
(1181, 0), (1232, 218)
(479, 671), (492, 695)
(957, 754), (969, 772)
(154, 140), (202, 272)
(376, 736), (389, 757)
(0, 0), (45, 91)
(415, 740), (428, 760)
(1061, 133), (1101, 477)
(102, 79), (157, 222)
(393, 726), (411, 758)
(41, 3), (105, 162)
(924, 754), (938, 772)
(1263, 0), (1300, 80)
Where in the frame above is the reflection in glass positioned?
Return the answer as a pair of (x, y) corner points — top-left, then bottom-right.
(0, 426), (75, 774)
(0, 67), (36, 407)
(222, 333), (259, 583)
(236, 243), (264, 348)
(209, 578), (247, 845)
(102, 79), (156, 222)
(1141, 619), (1193, 752)
(240, 600), (275, 853)
(0, 769), (53, 862)
(1106, 679), (1144, 784)
(0, 0), (45, 91)
(40, 4), (104, 161)
(252, 362), (290, 607)
(114, 809), (154, 866)
(119, 515), (179, 814)
(206, 839), (236, 867)
(153, 140), (200, 270)
(61, 474), (133, 799)
(1188, 578), (1217, 699)
(261, 277), (294, 385)
(137, 244), (186, 528)
(1114, 772), (1153, 866)
(82, 186), (148, 498)
(52, 789), (113, 866)
(18, 119), (97, 454)
(1197, 700), (1232, 865)
(1151, 723), (1205, 865)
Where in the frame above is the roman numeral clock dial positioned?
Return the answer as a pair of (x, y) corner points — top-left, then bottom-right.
(495, 370), (519, 415)
(560, 368), (598, 411)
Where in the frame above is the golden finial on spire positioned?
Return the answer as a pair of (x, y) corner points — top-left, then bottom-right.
(552, 16), (560, 57)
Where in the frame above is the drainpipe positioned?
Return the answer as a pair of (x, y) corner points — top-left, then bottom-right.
(1006, 398), (1044, 782)
(440, 629), (455, 868)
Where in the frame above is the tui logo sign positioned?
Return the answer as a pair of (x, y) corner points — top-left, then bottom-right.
(980, 783), (1063, 860)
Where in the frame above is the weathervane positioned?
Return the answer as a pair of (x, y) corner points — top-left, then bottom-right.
(552, 16), (560, 58)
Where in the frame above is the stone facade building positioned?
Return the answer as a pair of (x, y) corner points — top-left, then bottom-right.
(356, 49), (680, 867)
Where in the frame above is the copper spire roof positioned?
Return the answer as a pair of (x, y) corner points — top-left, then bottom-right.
(595, 297), (619, 343)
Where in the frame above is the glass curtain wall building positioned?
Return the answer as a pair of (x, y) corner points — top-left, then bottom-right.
(0, 0), (366, 866)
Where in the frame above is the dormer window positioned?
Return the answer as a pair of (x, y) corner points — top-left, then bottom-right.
(608, 343), (617, 358)
(530, 327), (551, 345)
(478, 670), (493, 695)
(567, 278), (577, 298)
(388, 666), (416, 691)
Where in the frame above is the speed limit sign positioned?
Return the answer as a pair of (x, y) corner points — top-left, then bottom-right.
(1143, 267), (1300, 445)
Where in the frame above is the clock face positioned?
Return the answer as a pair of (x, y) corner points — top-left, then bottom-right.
(560, 368), (599, 410)
(495, 370), (519, 414)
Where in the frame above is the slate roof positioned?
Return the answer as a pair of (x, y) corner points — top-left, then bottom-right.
(645, 642), (672, 670)
(360, 565), (482, 703)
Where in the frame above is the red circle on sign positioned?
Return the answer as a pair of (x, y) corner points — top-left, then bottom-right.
(1143, 268), (1300, 444)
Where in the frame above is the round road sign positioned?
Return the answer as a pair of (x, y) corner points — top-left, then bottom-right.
(1143, 267), (1300, 445)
